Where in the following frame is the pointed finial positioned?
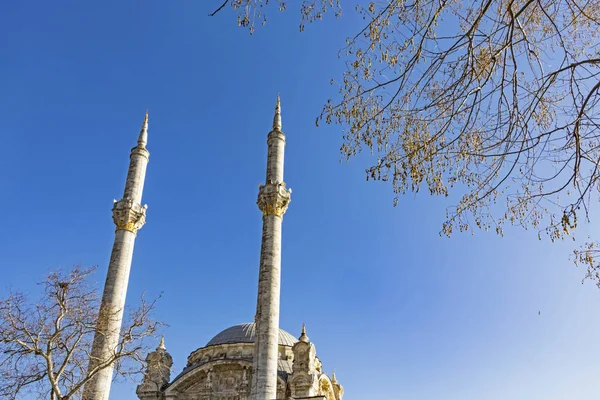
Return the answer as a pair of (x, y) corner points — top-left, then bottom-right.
(138, 110), (149, 148)
(272, 94), (282, 131)
(299, 323), (309, 342)
(331, 370), (337, 383)
(157, 335), (165, 350)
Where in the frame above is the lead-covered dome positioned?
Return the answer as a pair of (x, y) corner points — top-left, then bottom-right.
(206, 322), (297, 347)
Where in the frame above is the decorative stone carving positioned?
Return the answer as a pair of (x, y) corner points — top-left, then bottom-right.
(257, 182), (291, 217)
(290, 326), (320, 398)
(319, 377), (337, 400)
(112, 198), (147, 233)
(331, 371), (344, 400)
(205, 370), (213, 389)
(241, 367), (249, 385)
(136, 338), (173, 400)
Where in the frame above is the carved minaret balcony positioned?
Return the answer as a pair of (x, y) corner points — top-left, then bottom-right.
(112, 198), (147, 234)
(257, 181), (291, 218)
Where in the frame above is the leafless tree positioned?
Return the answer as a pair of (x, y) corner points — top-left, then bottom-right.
(0, 267), (161, 400)
(211, 0), (600, 287)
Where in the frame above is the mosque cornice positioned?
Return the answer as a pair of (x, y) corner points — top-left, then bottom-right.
(166, 357), (291, 397)
(169, 357), (254, 388)
(186, 342), (253, 367)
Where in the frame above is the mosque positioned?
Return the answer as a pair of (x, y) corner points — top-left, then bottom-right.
(82, 98), (344, 400)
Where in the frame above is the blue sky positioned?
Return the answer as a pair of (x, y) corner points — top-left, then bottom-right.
(1, 1), (599, 399)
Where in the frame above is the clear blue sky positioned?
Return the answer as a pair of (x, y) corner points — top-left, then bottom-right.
(1, 2), (599, 399)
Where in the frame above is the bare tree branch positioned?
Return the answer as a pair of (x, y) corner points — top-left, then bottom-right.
(214, 0), (600, 287)
(209, 0), (230, 17)
(0, 266), (162, 400)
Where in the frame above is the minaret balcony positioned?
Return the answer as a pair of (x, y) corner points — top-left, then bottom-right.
(112, 198), (147, 234)
(257, 182), (291, 217)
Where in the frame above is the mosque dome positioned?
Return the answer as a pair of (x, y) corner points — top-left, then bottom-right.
(206, 322), (297, 347)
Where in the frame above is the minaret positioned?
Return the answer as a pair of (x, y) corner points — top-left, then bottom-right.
(251, 96), (291, 400)
(83, 112), (150, 400)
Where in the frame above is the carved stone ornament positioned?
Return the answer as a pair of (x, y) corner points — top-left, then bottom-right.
(257, 181), (291, 217)
(112, 198), (147, 234)
(136, 346), (173, 398)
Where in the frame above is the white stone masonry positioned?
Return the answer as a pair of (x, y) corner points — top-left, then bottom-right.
(83, 113), (150, 400)
(251, 96), (291, 400)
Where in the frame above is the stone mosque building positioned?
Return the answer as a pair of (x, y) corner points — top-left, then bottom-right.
(82, 98), (344, 400)
(137, 323), (342, 400)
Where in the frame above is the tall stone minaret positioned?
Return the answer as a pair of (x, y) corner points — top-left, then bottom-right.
(251, 96), (292, 400)
(83, 112), (150, 400)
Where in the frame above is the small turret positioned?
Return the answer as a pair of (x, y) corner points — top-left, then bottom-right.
(331, 370), (344, 400)
(289, 324), (320, 398)
(136, 336), (173, 400)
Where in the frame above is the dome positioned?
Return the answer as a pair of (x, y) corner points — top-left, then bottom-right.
(206, 323), (297, 347)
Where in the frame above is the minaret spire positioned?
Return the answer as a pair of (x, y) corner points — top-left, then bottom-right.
(273, 94), (281, 131)
(138, 110), (148, 148)
(251, 95), (292, 400)
(84, 112), (151, 400)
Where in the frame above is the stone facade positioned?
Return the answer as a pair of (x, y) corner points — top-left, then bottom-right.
(137, 324), (342, 400)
